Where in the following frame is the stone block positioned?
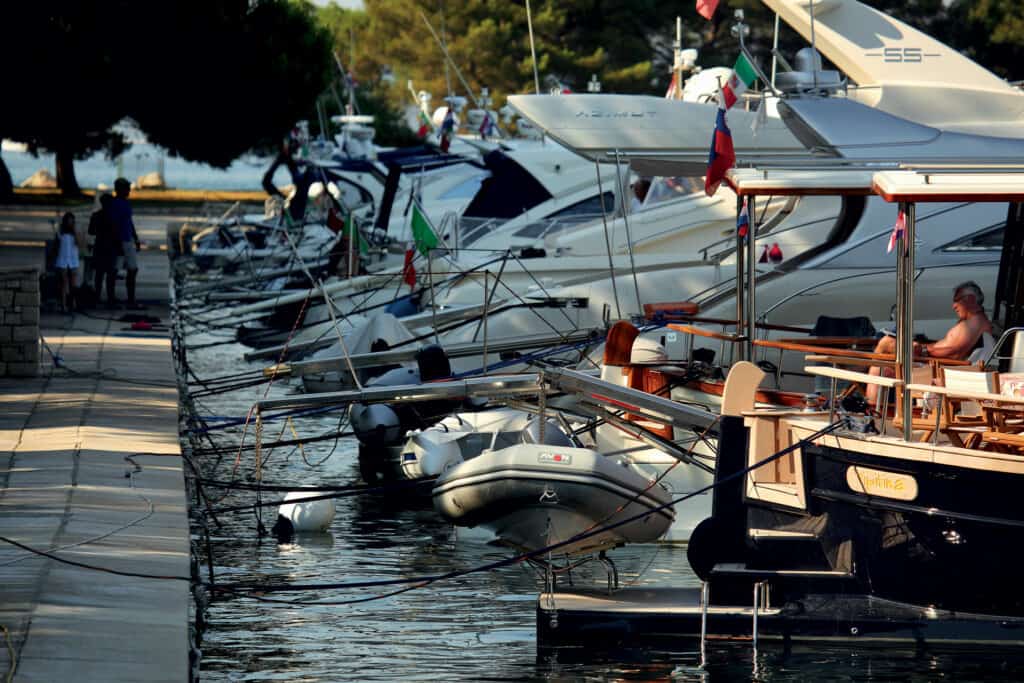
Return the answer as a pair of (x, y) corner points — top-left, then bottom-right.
(0, 327), (10, 343)
(1, 346), (24, 362)
(6, 361), (39, 377)
(14, 292), (37, 307)
(22, 342), (39, 363)
(20, 306), (39, 324)
(22, 278), (39, 294)
(0, 290), (12, 308)
(4, 311), (20, 325)
(11, 326), (37, 342)
(0, 361), (6, 375)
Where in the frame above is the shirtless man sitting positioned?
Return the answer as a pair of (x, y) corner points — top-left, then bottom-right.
(866, 281), (993, 403)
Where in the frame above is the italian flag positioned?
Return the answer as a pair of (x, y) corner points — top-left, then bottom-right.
(721, 54), (757, 109)
(416, 110), (432, 138)
(410, 200), (439, 256)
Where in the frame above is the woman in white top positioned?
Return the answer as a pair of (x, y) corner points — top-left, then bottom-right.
(55, 212), (81, 312)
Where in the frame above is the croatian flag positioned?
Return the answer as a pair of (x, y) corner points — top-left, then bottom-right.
(439, 108), (455, 153)
(737, 197), (749, 238)
(696, 0), (720, 20)
(887, 208), (906, 254)
(704, 94), (736, 197)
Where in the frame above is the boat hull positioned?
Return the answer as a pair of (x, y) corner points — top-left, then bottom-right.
(433, 444), (675, 556)
(799, 440), (1024, 615)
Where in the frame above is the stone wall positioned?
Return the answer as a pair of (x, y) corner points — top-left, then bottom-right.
(0, 266), (40, 377)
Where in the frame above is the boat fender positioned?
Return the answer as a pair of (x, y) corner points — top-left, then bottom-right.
(276, 491), (336, 533)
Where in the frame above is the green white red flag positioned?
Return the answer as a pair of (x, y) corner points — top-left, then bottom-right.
(721, 54), (758, 109)
(410, 200), (440, 256)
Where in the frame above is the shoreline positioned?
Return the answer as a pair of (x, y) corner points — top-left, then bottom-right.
(10, 187), (269, 207)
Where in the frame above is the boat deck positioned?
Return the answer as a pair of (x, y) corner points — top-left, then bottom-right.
(537, 587), (1024, 648)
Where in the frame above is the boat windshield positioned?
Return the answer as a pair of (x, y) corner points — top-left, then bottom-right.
(642, 176), (702, 210)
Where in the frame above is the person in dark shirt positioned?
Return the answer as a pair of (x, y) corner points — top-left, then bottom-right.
(110, 178), (143, 309)
(88, 193), (120, 306)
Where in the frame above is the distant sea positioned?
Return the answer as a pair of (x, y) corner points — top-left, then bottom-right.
(1, 141), (292, 191)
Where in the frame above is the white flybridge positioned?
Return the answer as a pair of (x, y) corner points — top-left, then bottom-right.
(763, 0), (1024, 136)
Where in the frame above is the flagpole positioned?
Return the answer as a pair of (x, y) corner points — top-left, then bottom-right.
(428, 248), (439, 344)
(613, 149), (642, 314)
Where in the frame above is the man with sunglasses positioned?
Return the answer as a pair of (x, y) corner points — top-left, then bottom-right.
(866, 281), (993, 403)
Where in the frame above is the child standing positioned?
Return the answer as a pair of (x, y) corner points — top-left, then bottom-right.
(55, 212), (81, 312)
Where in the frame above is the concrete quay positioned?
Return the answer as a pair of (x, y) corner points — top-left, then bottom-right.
(0, 310), (190, 677)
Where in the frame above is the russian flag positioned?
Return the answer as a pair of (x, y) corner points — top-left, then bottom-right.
(737, 197), (749, 238)
(704, 100), (736, 197)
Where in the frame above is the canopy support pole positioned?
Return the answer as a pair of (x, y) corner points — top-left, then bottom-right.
(746, 195), (758, 361)
(900, 202), (916, 442)
(735, 195), (746, 362)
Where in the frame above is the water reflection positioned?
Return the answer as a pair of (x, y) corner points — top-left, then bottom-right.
(188, 338), (1024, 681)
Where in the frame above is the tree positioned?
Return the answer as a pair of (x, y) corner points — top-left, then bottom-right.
(0, 1), (334, 198)
(942, 0), (1024, 80)
(0, 2), (131, 197)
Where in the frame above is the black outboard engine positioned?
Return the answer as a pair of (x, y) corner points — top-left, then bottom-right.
(350, 344), (459, 483)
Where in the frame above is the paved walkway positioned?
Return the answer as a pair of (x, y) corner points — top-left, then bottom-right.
(0, 308), (188, 682)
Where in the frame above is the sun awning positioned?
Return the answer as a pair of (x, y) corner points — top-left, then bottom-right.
(872, 170), (1024, 203)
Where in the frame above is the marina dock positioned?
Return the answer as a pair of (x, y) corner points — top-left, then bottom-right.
(538, 587), (1024, 648)
(0, 226), (189, 680)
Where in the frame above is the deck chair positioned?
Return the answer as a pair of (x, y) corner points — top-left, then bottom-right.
(941, 367), (999, 448)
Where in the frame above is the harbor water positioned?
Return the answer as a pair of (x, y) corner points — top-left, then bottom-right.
(183, 337), (1024, 681)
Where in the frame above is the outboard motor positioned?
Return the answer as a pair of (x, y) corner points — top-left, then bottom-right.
(351, 344), (459, 483)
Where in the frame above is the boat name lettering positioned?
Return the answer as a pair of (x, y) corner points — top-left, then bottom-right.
(845, 466), (918, 501)
(575, 111), (657, 119)
(864, 47), (942, 63)
(539, 452), (573, 465)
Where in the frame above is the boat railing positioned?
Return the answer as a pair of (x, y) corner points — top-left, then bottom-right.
(697, 197), (802, 264)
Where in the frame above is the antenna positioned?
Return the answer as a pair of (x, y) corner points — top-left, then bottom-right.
(440, 1), (452, 97)
(809, 0), (818, 90)
(526, 0), (542, 95)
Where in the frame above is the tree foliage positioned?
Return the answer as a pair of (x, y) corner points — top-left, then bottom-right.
(316, 0), (1024, 137)
(0, 0), (333, 197)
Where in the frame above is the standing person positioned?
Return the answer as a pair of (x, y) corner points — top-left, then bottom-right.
(54, 212), (81, 312)
(111, 177), (143, 309)
(88, 193), (119, 307)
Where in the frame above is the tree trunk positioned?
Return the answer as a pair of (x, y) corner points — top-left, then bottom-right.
(0, 154), (12, 200)
(55, 147), (81, 197)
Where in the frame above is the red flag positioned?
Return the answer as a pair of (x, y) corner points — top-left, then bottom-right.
(402, 249), (417, 289)
(704, 102), (735, 197)
(326, 207), (345, 234)
(696, 0), (720, 20)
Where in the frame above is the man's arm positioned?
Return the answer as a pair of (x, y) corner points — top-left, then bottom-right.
(926, 318), (983, 360)
(129, 207), (140, 246)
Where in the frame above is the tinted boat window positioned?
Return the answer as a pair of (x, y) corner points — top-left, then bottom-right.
(938, 223), (1004, 252)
